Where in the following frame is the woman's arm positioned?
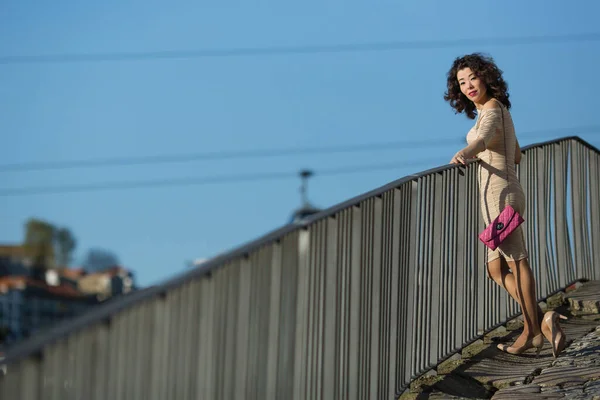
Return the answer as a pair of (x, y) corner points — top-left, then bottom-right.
(450, 102), (501, 165)
(515, 138), (522, 164)
(450, 138), (485, 164)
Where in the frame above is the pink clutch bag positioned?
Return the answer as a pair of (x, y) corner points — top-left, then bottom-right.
(478, 205), (524, 250)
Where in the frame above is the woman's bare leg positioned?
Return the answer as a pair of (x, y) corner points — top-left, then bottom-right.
(506, 258), (541, 335)
(487, 257), (547, 346)
(487, 257), (520, 302)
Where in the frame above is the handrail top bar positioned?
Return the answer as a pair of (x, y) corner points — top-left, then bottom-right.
(3, 135), (598, 364)
(521, 135), (600, 153)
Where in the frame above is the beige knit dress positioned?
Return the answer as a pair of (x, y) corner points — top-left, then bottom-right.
(466, 99), (528, 263)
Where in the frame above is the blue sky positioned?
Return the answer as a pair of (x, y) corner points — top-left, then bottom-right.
(1, 1), (599, 287)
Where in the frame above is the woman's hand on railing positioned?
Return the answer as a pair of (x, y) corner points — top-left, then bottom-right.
(450, 138), (486, 165)
(450, 149), (469, 165)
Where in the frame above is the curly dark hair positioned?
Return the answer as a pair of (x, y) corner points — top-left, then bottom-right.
(443, 53), (511, 119)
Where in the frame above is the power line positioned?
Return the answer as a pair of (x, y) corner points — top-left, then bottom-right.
(1, 125), (598, 173)
(0, 159), (440, 197)
(0, 138), (463, 172)
(3, 124), (599, 196)
(2, 32), (599, 65)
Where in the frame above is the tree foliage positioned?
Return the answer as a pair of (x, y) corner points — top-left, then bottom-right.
(82, 248), (120, 272)
(55, 227), (76, 266)
(23, 218), (77, 268)
(24, 218), (56, 267)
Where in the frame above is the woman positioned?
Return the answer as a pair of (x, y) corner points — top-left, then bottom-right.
(444, 53), (567, 358)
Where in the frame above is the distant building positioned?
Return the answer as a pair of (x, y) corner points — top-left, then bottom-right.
(0, 256), (28, 277)
(0, 251), (136, 348)
(0, 273), (98, 346)
(0, 244), (55, 269)
(77, 266), (135, 300)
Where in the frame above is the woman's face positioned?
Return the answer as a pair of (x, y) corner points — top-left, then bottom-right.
(457, 67), (487, 104)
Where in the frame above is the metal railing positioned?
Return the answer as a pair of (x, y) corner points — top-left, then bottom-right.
(1, 136), (599, 400)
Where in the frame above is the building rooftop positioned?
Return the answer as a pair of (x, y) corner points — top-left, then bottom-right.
(0, 276), (89, 299)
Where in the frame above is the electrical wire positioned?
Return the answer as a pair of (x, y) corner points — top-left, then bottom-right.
(0, 138), (461, 172)
(2, 125), (598, 173)
(0, 159), (440, 197)
(1, 32), (599, 65)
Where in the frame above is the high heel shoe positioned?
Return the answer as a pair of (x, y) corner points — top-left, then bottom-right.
(497, 333), (544, 357)
(543, 311), (568, 359)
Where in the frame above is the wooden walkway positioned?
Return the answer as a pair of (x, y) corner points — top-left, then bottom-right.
(402, 280), (600, 399)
